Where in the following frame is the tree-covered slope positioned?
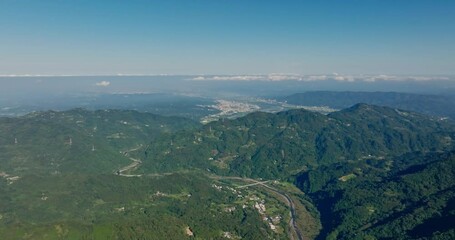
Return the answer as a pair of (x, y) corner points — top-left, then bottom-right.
(142, 104), (454, 179)
(0, 172), (284, 240)
(0, 109), (199, 175)
(2, 105), (454, 239)
(137, 104), (455, 239)
(0, 109), (294, 239)
(296, 150), (455, 240)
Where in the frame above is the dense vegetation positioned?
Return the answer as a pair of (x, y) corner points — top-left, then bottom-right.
(142, 104), (454, 179)
(0, 172), (286, 239)
(0, 109), (292, 239)
(0, 109), (199, 175)
(139, 104), (455, 239)
(1, 104), (454, 239)
(296, 151), (455, 239)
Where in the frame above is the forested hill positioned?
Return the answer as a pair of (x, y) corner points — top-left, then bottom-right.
(296, 149), (455, 240)
(142, 103), (455, 179)
(0, 109), (199, 175)
(1, 104), (454, 239)
(283, 91), (455, 120)
(138, 103), (455, 239)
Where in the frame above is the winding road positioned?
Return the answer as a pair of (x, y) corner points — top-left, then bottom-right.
(213, 176), (304, 240)
(113, 147), (303, 239)
(116, 145), (143, 177)
(117, 157), (142, 177)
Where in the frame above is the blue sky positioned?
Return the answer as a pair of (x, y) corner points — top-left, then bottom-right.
(0, 0), (454, 75)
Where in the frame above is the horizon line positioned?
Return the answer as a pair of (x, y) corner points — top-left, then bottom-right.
(1, 73), (454, 78)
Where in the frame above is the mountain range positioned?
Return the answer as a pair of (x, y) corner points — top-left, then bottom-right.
(0, 104), (454, 239)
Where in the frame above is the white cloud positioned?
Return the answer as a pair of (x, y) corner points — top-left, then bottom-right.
(191, 75), (263, 81)
(95, 81), (111, 87)
(191, 74), (302, 81)
(305, 75), (328, 81)
(192, 76), (206, 80)
(334, 75), (355, 82)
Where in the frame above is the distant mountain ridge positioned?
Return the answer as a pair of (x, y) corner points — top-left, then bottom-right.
(1, 104), (454, 239)
(142, 103), (455, 178)
(137, 104), (455, 238)
(283, 91), (455, 120)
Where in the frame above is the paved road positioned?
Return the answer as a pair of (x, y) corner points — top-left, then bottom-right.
(236, 180), (271, 188)
(116, 146), (143, 177)
(117, 157), (142, 177)
(213, 176), (304, 240)
(112, 149), (304, 239)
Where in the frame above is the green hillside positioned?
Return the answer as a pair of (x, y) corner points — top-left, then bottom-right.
(1, 105), (454, 239)
(141, 104), (454, 179)
(296, 150), (455, 240)
(0, 109), (292, 239)
(0, 109), (199, 175)
(0, 172), (288, 239)
(137, 104), (455, 239)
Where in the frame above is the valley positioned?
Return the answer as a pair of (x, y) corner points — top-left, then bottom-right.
(0, 104), (454, 239)
(2, 1), (455, 239)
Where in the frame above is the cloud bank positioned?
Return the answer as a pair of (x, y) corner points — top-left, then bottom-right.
(190, 74), (452, 82)
(95, 81), (111, 87)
